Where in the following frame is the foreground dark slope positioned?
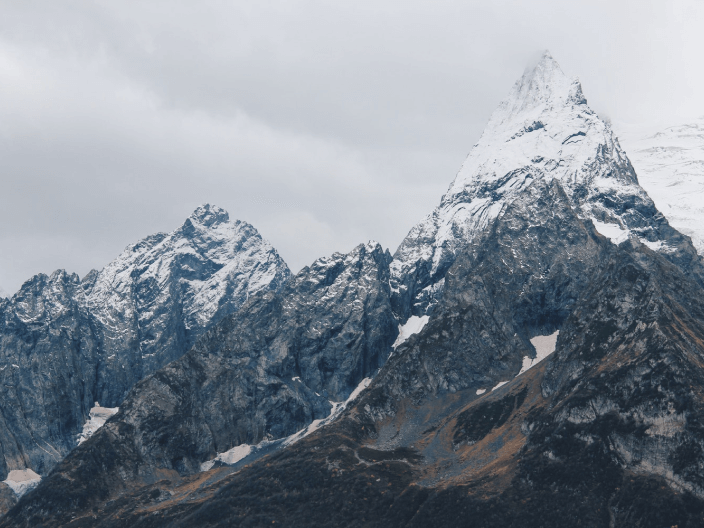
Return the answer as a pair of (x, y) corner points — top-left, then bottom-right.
(0, 242), (396, 526)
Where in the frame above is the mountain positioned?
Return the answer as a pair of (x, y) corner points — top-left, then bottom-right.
(391, 52), (704, 319)
(617, 117), (704, 256)
(0, 205), (289, 510)
(6, 54), (704, 527)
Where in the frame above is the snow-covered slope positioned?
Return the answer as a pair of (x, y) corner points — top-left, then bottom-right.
(391, 51), (702, 318)
(617, 118), (704, 256)
(83, 204), (291, 402)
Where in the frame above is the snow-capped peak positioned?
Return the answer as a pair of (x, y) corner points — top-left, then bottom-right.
(492, 51), (585, 126)
(616, 117), (704, 256)
(391, 53), (689, 318)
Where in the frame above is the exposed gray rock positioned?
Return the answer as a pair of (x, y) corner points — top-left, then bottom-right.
(370, 178), (611, 413)
(84, 204), (291, 406)
(534, 236), (704, 497)
(0, 271), (100, 478)
(111, 241), (395, 476)
(0, 205), (290, 482)
(0, 483), (15, 517)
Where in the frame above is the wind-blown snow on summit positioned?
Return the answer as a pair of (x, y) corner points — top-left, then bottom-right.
(391, 51), (702, 318)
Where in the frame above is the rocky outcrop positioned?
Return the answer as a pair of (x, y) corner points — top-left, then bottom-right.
(0, 271), (101, 479)
(536, 236), (704, 498)
(84, 203), (291, 406)
(369, 178), (611, 413)
(0, 205), (290, 483)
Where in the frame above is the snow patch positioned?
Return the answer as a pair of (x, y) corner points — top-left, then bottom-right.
(2, 469), (41, 497)
(591, 219), (631, 245)
(641, 239), (675, 253)
(517, 331), (560, 377)
(345, 376), (372, 405)
(476, 388), (487, 396)
(492, 381), (509, 391)
(200, 442), (259, 472)
(392, 315), (430, 349)
(77, 403), (118, 445)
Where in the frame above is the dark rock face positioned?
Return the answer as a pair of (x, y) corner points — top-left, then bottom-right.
(2, 242), (397, 524)
(111, 242), (395, 476)
(537, 238), (704, 497)
(0, 205), (290, 483)
(372, 179), (611, 412)
(0, 271), (101, 478)
(0, 485), (14, 518)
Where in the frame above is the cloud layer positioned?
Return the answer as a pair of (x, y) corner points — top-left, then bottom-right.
(1, 0), (703, 293)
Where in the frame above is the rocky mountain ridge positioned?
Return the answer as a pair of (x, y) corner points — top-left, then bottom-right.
(0, 205), (290, 502)
(0, 241), (397, 520)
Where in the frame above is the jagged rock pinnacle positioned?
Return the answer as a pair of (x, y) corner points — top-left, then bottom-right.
(188, 204), (230, 227)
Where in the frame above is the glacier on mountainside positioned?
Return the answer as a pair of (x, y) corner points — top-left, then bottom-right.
(617, 118), (704, 256)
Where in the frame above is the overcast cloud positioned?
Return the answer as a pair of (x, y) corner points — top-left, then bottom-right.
(1, 0), (703, 294)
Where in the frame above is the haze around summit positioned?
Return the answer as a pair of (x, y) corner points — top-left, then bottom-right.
(1, 0), (703, 294)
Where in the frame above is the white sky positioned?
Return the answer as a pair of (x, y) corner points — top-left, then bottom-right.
(1, 0), (703, 294)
